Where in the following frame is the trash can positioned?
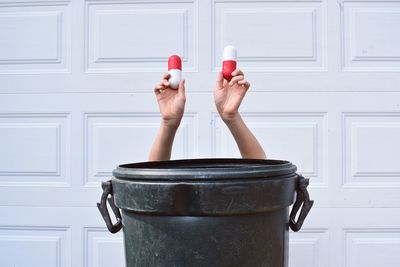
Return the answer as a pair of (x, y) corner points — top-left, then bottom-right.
(97, 158), (313, 267)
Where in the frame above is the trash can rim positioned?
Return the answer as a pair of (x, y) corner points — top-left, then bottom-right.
(112, 158), (297, 181)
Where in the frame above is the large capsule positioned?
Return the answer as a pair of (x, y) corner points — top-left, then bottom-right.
(168, 55), (182, 89)
(222, 45), (237, 81)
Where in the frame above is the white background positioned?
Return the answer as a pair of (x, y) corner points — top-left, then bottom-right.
(1, 0), (400, 266)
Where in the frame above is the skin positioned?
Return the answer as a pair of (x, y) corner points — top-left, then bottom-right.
(214, 69), (266, 159)
(148, 73), (186, 161)
(148, 70), (266, 161)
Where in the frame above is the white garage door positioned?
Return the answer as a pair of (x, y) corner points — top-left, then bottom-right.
(1, 0), (400, 266)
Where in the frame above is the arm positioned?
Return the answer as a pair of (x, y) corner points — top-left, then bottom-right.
(214, 70), (266, 159)
(148, 122), (180, 161)
(148, 73), (186, 161)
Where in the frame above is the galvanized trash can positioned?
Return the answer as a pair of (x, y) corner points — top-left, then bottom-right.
(97, 158), (313, 267)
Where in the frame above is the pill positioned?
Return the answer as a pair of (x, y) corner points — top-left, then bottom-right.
(168, 55), (182, 89)
(222, 45), (237, 81)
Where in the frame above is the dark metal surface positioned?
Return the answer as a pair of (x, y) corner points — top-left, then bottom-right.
(113, 158), (297, 180)
(289, 175), (314, 232)
(112, 173), (297, 215)
(97, 181), (123, 234)
(122, 210), (289, 267)
(97, 158), (314, 267)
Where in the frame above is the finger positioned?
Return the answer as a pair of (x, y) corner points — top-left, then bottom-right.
(223, 78), (228, 87)
(215, 71), (224, 89)
(162, 80), (170, 87)
(231, 69), (244, 77)
(154, 87), (162, 95)
(163, 72), (171, 80)
(155, 84), (164, 90)
(154, 83), (165, 94)
(238, 79), (250, 89)
(178, 79), (186, 99)
(229, 75), (244, 86)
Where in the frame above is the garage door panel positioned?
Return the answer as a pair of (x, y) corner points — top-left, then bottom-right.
(0, 0), (71, 74)
(213, 0), (327, 71)
(343, 112), (400, 188)
(85, 0), (197, 73)
(0, 113), (70, 186)
(213, 112), (328, 186)
(84, 112), (198, 186)
(342, 1), (400, 71)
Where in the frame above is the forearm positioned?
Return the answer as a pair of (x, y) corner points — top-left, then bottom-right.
(223, 114), (266, 159)
(148, 121), (179, 161)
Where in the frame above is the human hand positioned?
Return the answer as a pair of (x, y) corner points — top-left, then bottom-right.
(214, 69), (250, 122)
(154, 73), (186, 128)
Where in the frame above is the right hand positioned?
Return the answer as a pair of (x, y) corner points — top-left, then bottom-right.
(214, 69), (250, 122)
(154, 73), (186, 127)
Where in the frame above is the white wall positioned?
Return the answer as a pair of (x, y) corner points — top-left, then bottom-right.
(0, 0), (400, 266)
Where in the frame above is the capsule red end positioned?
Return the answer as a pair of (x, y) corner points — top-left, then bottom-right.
(168, 55), (182, 70)
(222, 46), (237, 81)
(222, 60), (236, 81)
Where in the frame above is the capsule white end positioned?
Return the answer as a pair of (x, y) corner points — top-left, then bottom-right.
(223, 45), (237, 61)
(168, 69), (181, 89)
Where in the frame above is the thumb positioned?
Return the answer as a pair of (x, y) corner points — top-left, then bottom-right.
(215, 72), (224, 89)
(178, 79), (186, 98)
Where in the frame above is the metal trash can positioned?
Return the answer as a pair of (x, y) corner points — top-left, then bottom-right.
(97, 158), (313, 267)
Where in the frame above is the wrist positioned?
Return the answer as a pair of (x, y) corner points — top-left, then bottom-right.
(221, 112), (241, 125)
(161, 119), (181, 130)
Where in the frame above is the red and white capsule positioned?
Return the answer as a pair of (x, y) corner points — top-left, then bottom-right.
(168, 55), (182, 89)
(222, 45), (237, 81)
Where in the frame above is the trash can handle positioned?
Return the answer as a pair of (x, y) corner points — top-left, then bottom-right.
(289, 175), (314, 232)
(97, 180), (123, 234)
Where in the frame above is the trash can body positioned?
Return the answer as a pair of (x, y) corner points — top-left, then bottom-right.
(97, 158), (313, 267)
(122, 210), (288, 267)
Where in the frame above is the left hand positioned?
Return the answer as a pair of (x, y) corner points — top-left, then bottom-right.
(154, 73), (186, 127)
(214, 69), (250, 122)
